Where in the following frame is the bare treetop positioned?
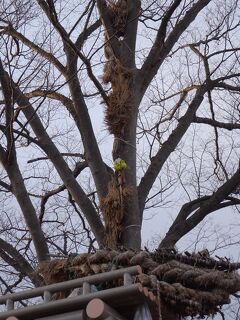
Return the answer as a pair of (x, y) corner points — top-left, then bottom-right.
(0, 0), (240, 317)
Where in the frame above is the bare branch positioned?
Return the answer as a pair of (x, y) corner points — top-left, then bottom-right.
(0, 238), (44, 287)
(39, 160), (87, 223)
(0, 179), (11, 191)
(138, 0), (212, 96)
(157, 0), (183, 44)
(160, 169), (240, 248)
(138, 86), (207, 214)
(2, 24), (66, 74)
(34, 0), (111, 200)
(0, 124), (40, 146)
(37, 0), (108, 103)
(28, 153), (85, 164)
(0, 59), (49, 263)
(193, 117), (240, 130)
(25, 90), (75, 115)
(10, 73), (105, 245)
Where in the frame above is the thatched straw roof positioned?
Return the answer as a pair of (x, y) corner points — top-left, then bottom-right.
(40, 249), (240, 318)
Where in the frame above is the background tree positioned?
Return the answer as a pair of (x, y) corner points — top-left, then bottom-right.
(0, 0), (240, 316)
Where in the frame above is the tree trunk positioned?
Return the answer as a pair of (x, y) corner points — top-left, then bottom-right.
(112, 92), (141, 250)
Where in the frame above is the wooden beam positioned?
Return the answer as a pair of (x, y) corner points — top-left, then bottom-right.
(86, 298), (127, 320)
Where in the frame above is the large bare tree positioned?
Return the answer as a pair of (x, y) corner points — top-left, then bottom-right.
(0, 0), (240, 311)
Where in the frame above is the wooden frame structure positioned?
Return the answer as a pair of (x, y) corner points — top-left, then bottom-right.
(0, 266), (160, 320)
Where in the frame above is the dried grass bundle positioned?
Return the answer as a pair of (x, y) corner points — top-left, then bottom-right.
(196, 271), (240, 292)
(100, 178), (134, 248)
(39, 259), (68, 284)
(104, 60), (133, 136)
(130, 251), (150, 264)
(107, 0), (128, 36)
(162, 268), (184, 283)
(73, 263), (92, 277)
(151, 263), (173, 278)
(102, 3), (133, 136)
(130, 251), (158, 272)
(71, 253), (89, 265)
(137, 274), (158, 289)
(88, 249), (110, 264)
(180, 269), (203, 286)
(106, 92), (132, 136)
(114, 250), (135, 266)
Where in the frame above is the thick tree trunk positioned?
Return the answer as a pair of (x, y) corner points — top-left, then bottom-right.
(96, 0), (142, 250)
(112, 90), (141, 249)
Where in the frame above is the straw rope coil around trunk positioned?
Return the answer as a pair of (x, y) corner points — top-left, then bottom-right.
(39, 249), (240, 317)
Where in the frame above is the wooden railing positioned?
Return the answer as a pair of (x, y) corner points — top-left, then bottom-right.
(0, 265), (158, 320)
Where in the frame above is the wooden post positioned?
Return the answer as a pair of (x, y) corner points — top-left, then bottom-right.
(82, 282), (91, 295)
(6, 300), (14, 311)
(44, 291), (52, 303)
(123, 273), (132, 286)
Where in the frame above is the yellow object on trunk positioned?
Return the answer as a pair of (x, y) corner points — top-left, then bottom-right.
(114, 158), (127, 171)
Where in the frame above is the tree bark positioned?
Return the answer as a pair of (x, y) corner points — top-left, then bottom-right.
(12, 82), (106, 246)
